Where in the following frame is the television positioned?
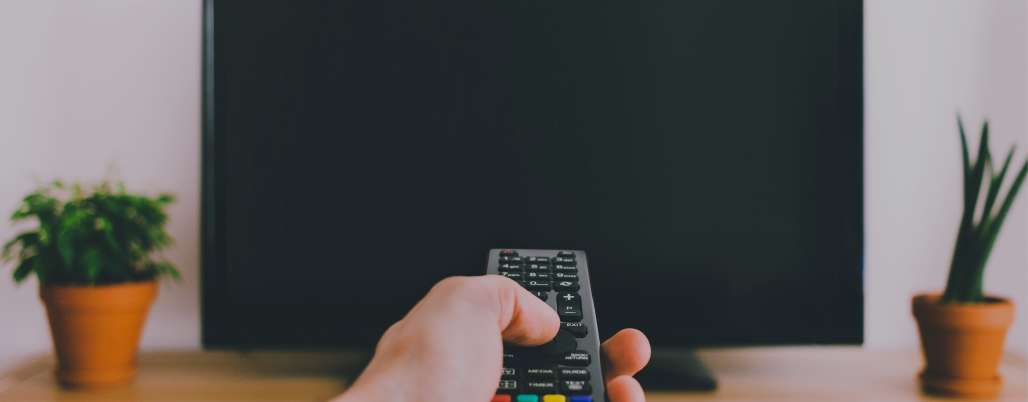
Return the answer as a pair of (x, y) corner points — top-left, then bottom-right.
(202, 0), (863, 385)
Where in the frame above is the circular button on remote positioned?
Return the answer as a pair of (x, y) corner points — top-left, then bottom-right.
(537, 329), (577, 356)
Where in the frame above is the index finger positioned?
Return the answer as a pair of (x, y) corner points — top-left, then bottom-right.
(602, 328), (651, 381)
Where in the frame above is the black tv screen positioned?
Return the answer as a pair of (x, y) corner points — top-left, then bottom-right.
(203, 0), (863, 347)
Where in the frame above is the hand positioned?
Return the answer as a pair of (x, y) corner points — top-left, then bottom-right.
(333, 275), (650, 402)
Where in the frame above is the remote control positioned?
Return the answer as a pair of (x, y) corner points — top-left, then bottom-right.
(486, 249), (605, 402)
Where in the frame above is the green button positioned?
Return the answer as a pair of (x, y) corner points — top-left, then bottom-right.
(517, 395), (539, 402)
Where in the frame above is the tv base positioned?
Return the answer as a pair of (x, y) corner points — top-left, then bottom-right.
(634, 348), (717, 391)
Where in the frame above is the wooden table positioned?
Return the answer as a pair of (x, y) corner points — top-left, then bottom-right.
(1, 347), (1024, 402)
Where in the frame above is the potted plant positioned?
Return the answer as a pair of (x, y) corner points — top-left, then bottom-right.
(913, 117), (1027, 398)
(2, 181), (178, 388)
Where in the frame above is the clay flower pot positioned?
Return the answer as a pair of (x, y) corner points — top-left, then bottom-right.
(912, 294), (1014, 399)
(40, 280), (157, 388)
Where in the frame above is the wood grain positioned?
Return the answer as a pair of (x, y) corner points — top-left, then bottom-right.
(1, 347), (1024, 402)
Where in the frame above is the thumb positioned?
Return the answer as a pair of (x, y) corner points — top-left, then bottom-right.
(487, 275), (561, 345)
(420, 276), (560, 345)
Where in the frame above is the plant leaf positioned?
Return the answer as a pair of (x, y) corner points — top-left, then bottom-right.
(966, 122), (989, 224)
(984, 159), (1028, 253)
(981, 146), (1015, 227)
(958, 116), (972, 205)
(12, 255), (36, 283)
(82, 248), (102, 285)
(4, 180), (178, 285)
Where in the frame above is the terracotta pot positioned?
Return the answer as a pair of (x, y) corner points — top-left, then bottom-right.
(40, 280), (157, 388)
(912, 294), (1014, 399)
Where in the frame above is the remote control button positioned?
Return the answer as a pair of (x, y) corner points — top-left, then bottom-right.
(525, 367), (556, 379)
(561, 380), (591, 395)
(554, 280), (579, 291)
(500, 249), (519, 257)
(557, 293), (580, 304)
(561, 321), (588, 338)
(553, 264), (577, 273)
(526, 381), (558, 393)
(553, 257), (575, 265)
(569, 397), (592, 402)
(501, 272), (524, 281)
(533, 291), (548, 301)
(526, 263), (551, 272)
(557, 294), (583, 320)
(553, 272), (578, 281)
(516, 395), (538, 402)
(499, 263), (523, 272)
(558, 306), (583, 321)
(527, 256), (551, 264)
(560, 351), (591, 366)
(498, 379), (519, 393)
(557, 293), (583, 321)
(558, 367), (590, 380)
(502, 367), (517, 378)
(537, 329), (577, 355)
(501, 255), (524, 264)
(557, 251), (575, 258)
(492, 395), (512, 402)
(525, 271), (551, 281)
(543, 395), (566, 402)
(524, 280), (551, 291)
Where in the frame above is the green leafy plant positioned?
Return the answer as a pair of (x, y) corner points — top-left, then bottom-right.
(943, 117), (1028, 303)
(2, 181), (179, 285)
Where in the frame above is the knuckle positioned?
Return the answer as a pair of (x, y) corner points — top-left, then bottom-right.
(429, 275), (520, 315)
(374, 320), (407, 353)
(432, 275), (504, 302)
(431, 276), (477, 298)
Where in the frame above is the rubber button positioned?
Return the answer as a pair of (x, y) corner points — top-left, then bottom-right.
(558, 367), (590, 380)
(543, 395), (566, 402)
(561, 380), (591, 394)
(560, 351), (591, 366)
(569, 397), (592, 402)
(498, 379), (518, 393)
(516, 395), (539, 402)
(561, 321), (587, 338)
(492, 395), (512, 402)
(537, 329), (577, 355)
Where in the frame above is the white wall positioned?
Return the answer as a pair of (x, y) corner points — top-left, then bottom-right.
(0, 0), (1026, 371)
(0, 1), (202, 369)
(865, 0), (1028, 356)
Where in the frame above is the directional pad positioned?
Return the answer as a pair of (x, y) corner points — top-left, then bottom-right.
(537, 329), (577, 355)
(554, 280), (579, 291)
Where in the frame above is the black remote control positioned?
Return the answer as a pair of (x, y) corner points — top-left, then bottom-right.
(486, 249), (604, 402)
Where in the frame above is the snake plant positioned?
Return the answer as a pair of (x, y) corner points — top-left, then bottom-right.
(942, 117), (1028, 303)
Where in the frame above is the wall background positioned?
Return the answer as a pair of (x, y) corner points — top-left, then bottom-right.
(0, 1), (202, 368)
(1, 0), (1026, 370)
(864, 0), (1028, 357)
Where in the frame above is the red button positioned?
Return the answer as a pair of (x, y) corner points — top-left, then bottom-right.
(492, 395), (512, 402)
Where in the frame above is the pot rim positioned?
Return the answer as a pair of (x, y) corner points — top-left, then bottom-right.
(40, 280), (158, 311)
(41, 279), (158, 291)
(913, 293), (1013, 308)
(912, 293), (1015, 330)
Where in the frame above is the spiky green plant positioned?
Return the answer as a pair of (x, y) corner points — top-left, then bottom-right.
(2, 181), (179, 286)
(942, 117), (1028, 303)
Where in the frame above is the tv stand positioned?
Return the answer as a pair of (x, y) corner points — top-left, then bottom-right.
(635, 348), (717, 391)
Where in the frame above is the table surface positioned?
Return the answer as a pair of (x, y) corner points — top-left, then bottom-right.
(0, 347), (1025, 402)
